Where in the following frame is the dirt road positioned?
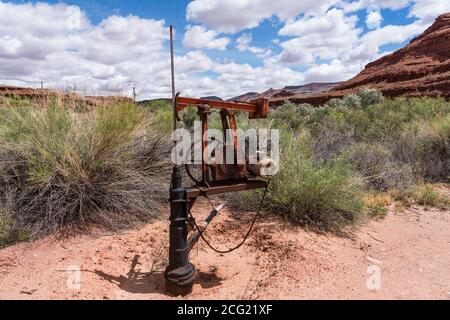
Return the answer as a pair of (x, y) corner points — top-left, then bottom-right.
(0, 199), (449, 300)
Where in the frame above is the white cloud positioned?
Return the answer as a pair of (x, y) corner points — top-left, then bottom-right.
(0, 0), (308, 99)
(359, 22), (426, 48)
(183, 25), (230, 50)
(276, 9), (361, 64)
(304, 59), (361, 83)
(1, 0), (449, 101)
(235, 33), (270, 58)
(0, 1), (177, 98)
(186, 0), (338, 33)
(175, 50), (214, 73)
(409, 0), (450, 24)
(342, 0), (410, 13)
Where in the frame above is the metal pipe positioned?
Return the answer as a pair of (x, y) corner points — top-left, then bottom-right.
(165, 25), (197, 297)
(188, 201), (226, 250)
(170, 25), (176, 133)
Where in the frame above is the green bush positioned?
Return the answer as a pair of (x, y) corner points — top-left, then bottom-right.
(310, 114), (355, 163)
(415, 115), (450, 181)
(0, 95), (33, 108)
(0, 101), (171, 237)
(269, 102), (305, 130)
(266, 130), (364, 231)
(343, 142), (414, 191)
(148, 100), (174, 134)
(359, 87), (384, 108)
(263, 90), (449, 230)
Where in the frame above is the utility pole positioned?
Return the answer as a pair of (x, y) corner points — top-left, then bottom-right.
(40, 81), (43, 89)
(132, 86), (136, 102)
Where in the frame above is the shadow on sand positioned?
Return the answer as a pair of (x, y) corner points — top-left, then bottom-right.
(93, 255), (224, 295)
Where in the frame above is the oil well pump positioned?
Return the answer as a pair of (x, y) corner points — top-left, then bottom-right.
(164, 26), (276, 296)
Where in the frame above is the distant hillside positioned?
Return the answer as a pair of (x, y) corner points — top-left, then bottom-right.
(335, 12), (450, 98)
(200, 96), (223, 101)
(229, 82), (341, 102)
(269, 13), (450, 106)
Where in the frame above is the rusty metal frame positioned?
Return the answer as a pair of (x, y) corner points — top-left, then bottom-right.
(165, 86), (270, 295)
(176, 96), (269, 119)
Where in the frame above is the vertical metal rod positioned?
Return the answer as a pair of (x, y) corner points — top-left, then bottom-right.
(165, 24), (196, 297)
(170, 25), (176, 133)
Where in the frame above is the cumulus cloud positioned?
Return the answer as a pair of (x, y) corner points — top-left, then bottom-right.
(0, 0), (308, 99)
(276, 9), (361, 64)
(186, 0), (337, 33)
(408, 0), (450, 24)
(342, 0), (410, 13)
(359, 22), (428, 52)
(0, 1), (173, 97)
(235, 33), (270, 58)
(183, 25), (230, 50)
(304, 59), (361, 83)
(1, 0), (449, 100)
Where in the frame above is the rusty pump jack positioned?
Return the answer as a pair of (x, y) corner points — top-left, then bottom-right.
(164, 26), (273, 296)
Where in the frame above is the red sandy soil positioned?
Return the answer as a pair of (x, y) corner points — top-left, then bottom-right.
(0, 193), (449, 300)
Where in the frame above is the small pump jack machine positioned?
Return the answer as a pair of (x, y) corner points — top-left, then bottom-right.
(164, 26), (274, 296)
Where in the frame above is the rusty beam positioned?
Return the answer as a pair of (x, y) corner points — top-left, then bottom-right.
(176, 96), (269, 118)
(186, 180), (268, 199)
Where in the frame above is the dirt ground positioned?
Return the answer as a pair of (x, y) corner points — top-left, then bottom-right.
(0, 195), (449, 300)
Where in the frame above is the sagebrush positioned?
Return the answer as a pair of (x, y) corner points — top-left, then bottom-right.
(0, 100), (171, 238)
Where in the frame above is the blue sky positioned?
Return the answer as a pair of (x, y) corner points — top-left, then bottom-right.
(0, 1), (449, 99)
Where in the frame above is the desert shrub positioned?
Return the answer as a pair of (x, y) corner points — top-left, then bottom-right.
(310, 113), (355, 163)
(413, 185), (449, 209)
(181, 106), (198, 129)
(236, 92), (449, 230)
(415, 115), (450, 181)
(0, 95), (33, 108)
(266, 130), (364, 231)
(325, 98), (344, 109)
(343, 143), (415, 191)
(269, 102), (305, 130)
(148, 101), (174, 134)
(0, 207), (28, 248)
(342, 94), (361, 109)
(0, 101), (171, 237)
(359, 87), (384, 108)
(363, 193), (392, 219)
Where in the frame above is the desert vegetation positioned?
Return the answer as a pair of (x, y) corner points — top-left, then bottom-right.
(0, 96), (171, 246)
(0, 89), (449, 246)
(232, 88), (449, 231)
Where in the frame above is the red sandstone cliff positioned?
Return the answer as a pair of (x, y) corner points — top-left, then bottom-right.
(269, 13), (450, 106)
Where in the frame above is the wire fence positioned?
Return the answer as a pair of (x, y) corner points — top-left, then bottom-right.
(0, 78), (139, 101)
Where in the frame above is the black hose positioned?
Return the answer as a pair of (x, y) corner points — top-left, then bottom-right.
(188, 180), (270, 254)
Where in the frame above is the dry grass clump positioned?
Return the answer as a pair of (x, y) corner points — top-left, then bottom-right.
(0, 99), (171, 238)
(413, 185), (449, 209)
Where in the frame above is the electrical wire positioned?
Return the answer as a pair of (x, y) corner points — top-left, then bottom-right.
(188, 179), (270, 254)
